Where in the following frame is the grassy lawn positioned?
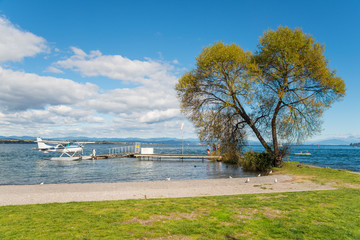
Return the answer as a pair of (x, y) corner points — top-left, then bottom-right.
(276, 161), (360, 187)
(1, 162), (360, 239)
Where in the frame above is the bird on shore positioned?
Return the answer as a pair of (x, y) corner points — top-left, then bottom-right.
(40, 182), (44, 185)
(166, 177), (171, 181)
(245, 178), (250, 183)
(274, 178), (278, 183)
(269, 170), (273, 174)
(258, 173), (261, 177)
(229, 176), (232, 179)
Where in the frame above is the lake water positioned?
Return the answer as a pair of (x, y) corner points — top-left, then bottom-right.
(0, 143), (359, 185)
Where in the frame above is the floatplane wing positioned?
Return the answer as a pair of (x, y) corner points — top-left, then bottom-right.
(76, 141), (96, 145)
(33, 137), (95, 161)
(38, 139), (95, 145)
(39, 139), (71, 144)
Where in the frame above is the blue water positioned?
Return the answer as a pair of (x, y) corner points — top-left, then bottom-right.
(0, 144), (253, 185)
(0, 144), (359, 185)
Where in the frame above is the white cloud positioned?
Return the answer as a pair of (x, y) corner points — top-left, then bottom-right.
(0, 55), (187, 137)
(0, 21), (195, 138)
(53, 47), (182, 124)
(47, 105), (104, 123)
(54, 47), (177, 87)
(0, 17), (48, 63)
(80, 86), (178, 114)
(0, 105), (105, 136)
(0, 16), (197, 139)
(0, 67), (98, 111)
(139, 108), (180, 123)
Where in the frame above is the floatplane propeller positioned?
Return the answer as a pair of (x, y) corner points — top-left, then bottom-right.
(33, 137), (95, 161)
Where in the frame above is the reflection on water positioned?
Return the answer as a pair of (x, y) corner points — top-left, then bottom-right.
(135, 161), (154, 169)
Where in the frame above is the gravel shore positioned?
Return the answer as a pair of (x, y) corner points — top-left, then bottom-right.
(0, 174), (334, 206)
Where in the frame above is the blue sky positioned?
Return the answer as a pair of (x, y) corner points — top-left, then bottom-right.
(0, 0), (359, 141)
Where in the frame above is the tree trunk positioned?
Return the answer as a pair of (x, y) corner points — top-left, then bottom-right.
(240, 111), (273, 154)
(251, 123), (273, 153)
(232, 96), (273, 154)
(272, 121), (282, 167)
(272, 101), (283, 167)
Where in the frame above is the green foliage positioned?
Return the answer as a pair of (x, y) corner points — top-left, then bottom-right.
(242, 151), (275, 171)
(255, 26), (346, 144)
(176, 42), (254, 160)
(176, 26), (346, 168)
(221, 150), (242, 164)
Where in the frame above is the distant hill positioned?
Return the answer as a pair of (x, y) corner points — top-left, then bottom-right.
(0, 136), (200, 145)
(2, 136), (360, 145)
(0, 136), (34, 141)
(0, 139), (34, 144)
(306, 136), (360, 145)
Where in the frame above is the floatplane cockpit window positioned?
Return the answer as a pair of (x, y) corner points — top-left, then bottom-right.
(67, 143), (80, 148)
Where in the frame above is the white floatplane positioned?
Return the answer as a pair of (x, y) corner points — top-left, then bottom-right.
(33, 137), (95, 161)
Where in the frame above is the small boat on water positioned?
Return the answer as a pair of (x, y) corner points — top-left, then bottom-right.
(294, 151), (311, 156)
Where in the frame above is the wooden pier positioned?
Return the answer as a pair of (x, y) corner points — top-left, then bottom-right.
(94, 153), (134, 159)
(90, 144), (222, 161)
(134, 154), (221, 161)
(93, 153), (221, 161)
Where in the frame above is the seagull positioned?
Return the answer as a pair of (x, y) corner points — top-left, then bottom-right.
(269, 170), (273, 174)
(166, 177), (171, 181)
(40, 182), (44, 185)
(274, 178), (278, 183)
(229, 176), (232, 179)
(245, 178), (250, 183)
(258, 173), (261, 177)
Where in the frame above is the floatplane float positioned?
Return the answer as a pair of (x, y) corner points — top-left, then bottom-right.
(33, 137), (95, 161)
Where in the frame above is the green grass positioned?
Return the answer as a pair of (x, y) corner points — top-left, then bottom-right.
(1, 163), (360, 239)
(276, 161), (360, 187)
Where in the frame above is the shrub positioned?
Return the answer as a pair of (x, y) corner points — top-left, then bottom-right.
(279, 144), (291, 159)
(242, 151), (274, 172)
(221, 151), (242, 164)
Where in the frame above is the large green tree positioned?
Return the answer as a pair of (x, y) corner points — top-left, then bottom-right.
(176, 27), (345, 167)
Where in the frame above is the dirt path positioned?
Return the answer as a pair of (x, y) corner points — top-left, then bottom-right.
(0, 174), (334, 206)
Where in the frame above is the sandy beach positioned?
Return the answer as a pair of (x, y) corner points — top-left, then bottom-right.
(0, 174), (334, 206)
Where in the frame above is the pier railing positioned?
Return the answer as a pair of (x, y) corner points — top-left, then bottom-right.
(108, 145), (135, 156)
(94, 143), (222, 161)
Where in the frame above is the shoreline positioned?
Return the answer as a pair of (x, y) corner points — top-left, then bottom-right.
(0, 174), (334, 206)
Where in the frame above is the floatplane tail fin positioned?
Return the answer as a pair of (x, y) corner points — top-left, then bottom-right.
(36, 137), (52, 151)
